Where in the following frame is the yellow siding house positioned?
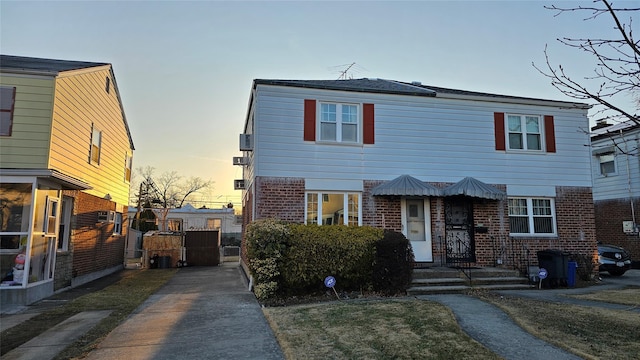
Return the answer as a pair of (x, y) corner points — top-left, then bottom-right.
(0, 55), (134, 306)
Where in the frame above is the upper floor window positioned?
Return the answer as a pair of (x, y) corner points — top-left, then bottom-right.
(507, 114), (541, 151)
(90, 126), (102, 165)
(306, 192), (360, 226)
(124, 154), (133, 182)
(508, 197), (556, 236)
(0, 86), (16, 136)
(319, 102), (359, 143)
(598, 153), (616, 176)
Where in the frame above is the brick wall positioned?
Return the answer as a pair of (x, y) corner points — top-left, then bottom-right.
(64, 190), (126, 278)
(246, 178), (597, 274)
(54, 251), (72, 290)
(254, 177), (305, 222)
(594, 197), (640, 263)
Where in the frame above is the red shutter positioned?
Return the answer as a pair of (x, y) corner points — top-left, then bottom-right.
(544, 115), (556, 153)
(363, 103), (375, 144)
(494, 112), (505, 150)
(304, 99), (316, 141)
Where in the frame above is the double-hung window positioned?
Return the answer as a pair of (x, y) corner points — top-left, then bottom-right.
(306, 192), (361, 226)
(508, 198), (556, 235)
(319, 103), (359, 143)
(507, 114), (542, 151)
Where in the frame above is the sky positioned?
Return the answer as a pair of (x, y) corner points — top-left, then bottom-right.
(1, 0), (637, 208)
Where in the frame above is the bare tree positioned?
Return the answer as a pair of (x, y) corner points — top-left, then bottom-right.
(534, 0), (640, 125)
(131, 167), (213, 209)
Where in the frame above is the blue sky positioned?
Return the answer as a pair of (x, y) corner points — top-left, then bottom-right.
(1, 0), (636, 207)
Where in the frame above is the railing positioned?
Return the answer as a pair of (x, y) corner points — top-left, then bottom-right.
(442, 235), (473, 284)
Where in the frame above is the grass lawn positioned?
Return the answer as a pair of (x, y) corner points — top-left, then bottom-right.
(0, 268), (176, 359)
(480, 289), (640, 360)
(264, 299), (501, 360)
(3, 269), (639, 360)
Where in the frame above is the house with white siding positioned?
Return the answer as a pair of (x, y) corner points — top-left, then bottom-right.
(0, 55), (134, 306)
(235, 78), (597, 273)
(591, 120), (640, 265)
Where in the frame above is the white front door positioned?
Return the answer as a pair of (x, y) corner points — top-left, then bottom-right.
(403, 199), (432, 262)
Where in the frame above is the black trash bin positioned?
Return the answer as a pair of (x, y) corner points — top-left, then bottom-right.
(537, 249), (569, 288)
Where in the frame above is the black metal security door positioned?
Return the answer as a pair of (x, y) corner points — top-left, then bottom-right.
(445, 197), (475, 263)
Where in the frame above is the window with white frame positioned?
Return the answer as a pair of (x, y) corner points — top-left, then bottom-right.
(113, 212), (123, 235)
(598, 153), (616, 176)
(58, 196), (73, 251)
(508, 198), (556, 235)
(305, 192), (361, 226)
(319, 102), (359, 143)
(507, 114), (542, 151)
(90, 125), (102, 165)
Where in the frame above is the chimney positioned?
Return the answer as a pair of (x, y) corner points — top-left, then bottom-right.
(591, 119), (612, 131)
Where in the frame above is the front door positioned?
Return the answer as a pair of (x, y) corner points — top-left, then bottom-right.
(445, 197), (475, 263)
(405, 199), (432, 262)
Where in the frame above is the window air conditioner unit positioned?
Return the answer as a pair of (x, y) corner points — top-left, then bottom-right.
(234, 179), (246, 190)
(233, 156), (248, 166)
(97, 211), (109, 222)
(239, 134), (253, 151)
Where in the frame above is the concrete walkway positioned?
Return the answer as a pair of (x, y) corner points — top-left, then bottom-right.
(84, 263), (284, 360)
(422, 294), (582, 360)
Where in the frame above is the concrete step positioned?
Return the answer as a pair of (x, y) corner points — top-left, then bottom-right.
(407, 283), (534, 296)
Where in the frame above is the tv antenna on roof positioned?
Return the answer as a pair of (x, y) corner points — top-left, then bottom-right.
(338, 62), (356, 80)
(328, 62), (367, 80)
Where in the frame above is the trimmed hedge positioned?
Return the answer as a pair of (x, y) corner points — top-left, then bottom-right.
(245, 219), (414, 300)
(281, 225), (383, 294)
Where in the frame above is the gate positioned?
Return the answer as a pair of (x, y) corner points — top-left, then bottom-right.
(444, 197), (475, 264)
(185, 230), (220, 266)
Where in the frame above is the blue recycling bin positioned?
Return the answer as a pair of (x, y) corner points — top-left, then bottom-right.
(567, 261), (578, 287)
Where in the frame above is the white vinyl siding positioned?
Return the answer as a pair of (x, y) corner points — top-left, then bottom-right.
(250, 84), (592, 189)
(591, 128), (640, 201)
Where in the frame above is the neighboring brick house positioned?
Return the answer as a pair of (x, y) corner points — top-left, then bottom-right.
(591, 120), (640, 266)
(234, 78), (597, 274)
(0, 55), (134, 306)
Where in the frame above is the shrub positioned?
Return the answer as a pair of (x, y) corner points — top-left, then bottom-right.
(281, 225), (383, 295)
(245, 219), (290, 299)
(570, 253), (596, 281)
(372, 230), (414, 295)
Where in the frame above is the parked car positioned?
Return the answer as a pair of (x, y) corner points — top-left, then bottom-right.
(598, 243), (632, 276)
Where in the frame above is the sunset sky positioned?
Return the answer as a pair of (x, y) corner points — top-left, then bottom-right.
(2, 0), (637, 207)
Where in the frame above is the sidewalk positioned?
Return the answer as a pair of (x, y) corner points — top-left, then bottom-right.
(84, 263), (284, 360)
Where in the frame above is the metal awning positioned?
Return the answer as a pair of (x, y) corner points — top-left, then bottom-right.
(371, 175), (441, 196)
(441, 177), (506, 200)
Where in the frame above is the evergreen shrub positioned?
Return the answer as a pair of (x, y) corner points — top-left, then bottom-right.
(372, 230), (414, 295)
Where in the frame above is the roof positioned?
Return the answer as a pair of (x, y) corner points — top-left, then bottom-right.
(371, 175), (441, 197)
(591, 120), (640, 141)
(441, 177), (506, 200)
(0, 54), (109, 74)
(252, 78), (590, 108)
(1, 54), (135, 151)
